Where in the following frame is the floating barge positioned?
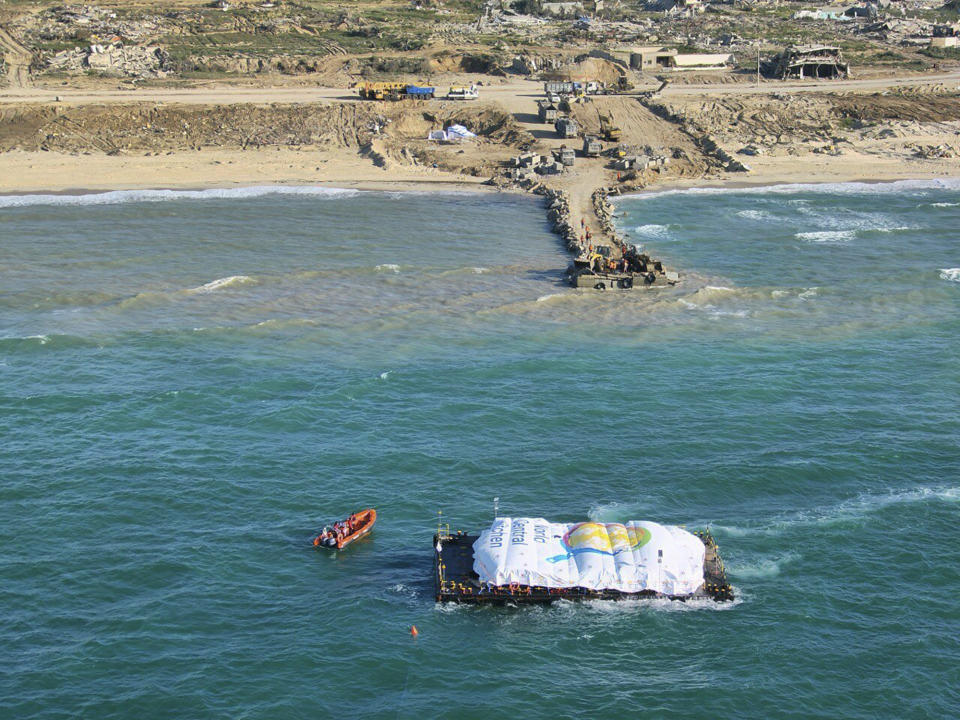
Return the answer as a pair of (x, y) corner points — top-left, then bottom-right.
(566, 246), (679, 290)
(568, 268), (679, 290)
(434, 519), (733, 605)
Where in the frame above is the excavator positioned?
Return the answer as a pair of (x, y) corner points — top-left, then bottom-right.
(598, 111), (621, 142)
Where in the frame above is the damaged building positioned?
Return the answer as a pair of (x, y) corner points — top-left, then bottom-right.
(770, 45), (849, 80)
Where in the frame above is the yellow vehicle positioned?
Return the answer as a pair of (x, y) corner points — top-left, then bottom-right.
(357, 82), (407, 101)
(599, 112), (622, 142)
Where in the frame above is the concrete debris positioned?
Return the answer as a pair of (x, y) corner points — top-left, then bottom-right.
(26, 5), (177, 44)
(613, 154), (670, 171)
(859, 18), (937, 46)
(45, 43), (170, 78)
(913, 143), (958, 158)
(507, 151), (568, 174)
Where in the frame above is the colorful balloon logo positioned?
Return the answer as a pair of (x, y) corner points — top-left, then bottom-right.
(547, 522), (651, 563)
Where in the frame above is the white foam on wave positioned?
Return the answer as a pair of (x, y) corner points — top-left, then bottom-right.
(730, 552), (800, 580)
(536, 293), (563, 303)
(189, 275), (254, 293)
(438, 594), (743, 615)
(473, 267), (489, 274)
(798, 287), (819, 300)
(872, 225), (916, 233)
(588, 501), (626, 521)
(735, 209), (773, 221)
(376, 264), (401, 273)
(387, 583), (417, 597)
(618, 177), (960, 202)
(631, 224), (671, 239)
(928, 202), (960, 208)
(771, 290), (790, 298)
(796, 230), (856, 243)
(676, 286), (751, 318)
(379, 371), (392, 380)
(714, 486), (960, 538)
(574, 595), (744, 613)
(939, 268), (960, 283)
(0, 185), (360, 209)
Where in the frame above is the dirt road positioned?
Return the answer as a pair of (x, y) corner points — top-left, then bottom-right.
(2, 69), (959, 105)
(0, 24), (31, 89)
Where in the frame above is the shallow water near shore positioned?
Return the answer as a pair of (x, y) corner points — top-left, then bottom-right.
(2, 182), (959, 718)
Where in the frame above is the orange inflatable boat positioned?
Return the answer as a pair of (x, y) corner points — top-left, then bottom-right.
(313, 509), (376, 549)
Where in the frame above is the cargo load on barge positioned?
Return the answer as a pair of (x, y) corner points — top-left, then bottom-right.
(435, 517), (733, 604)
(566, 244), (679, 290)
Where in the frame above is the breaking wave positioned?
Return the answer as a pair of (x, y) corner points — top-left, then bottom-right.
(795, 230), (856, 243)
(630, 224), (672, 239)
(375, 264), (401, 273)
(189, 275), (255, 293)
(735, 209), (773, 220)
(939, 268), (960, 283)
(0, 185), (360, 209)
(618, 178), (960, 201)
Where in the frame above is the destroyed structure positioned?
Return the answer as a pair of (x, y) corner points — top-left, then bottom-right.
(770, 45), (849, 80)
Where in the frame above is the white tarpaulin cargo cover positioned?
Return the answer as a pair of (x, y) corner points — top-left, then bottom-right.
(473, 517), (705, 596)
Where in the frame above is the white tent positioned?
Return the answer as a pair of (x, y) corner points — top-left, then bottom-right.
(427, 125), (477, 142)
(473, 517), (705, 595)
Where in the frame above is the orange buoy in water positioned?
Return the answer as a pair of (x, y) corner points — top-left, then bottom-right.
(410, 625), (419, 638)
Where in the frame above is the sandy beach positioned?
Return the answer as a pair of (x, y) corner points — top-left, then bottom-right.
(0, 147), (496, 195)
(1, 143), (956, 197)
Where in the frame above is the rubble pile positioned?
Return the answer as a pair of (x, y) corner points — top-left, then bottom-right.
(913, 143), (958, 158)
(508, 54), (568, 75)
(45, 43), (170, 78)
(0, 102), (389, 154)
(859, 18), (936, 46)
(22, 5), (179, 45)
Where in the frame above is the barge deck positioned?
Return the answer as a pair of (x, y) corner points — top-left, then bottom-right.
(434, 530), (733, 605)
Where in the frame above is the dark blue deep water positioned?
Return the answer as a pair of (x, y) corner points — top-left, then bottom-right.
(2, 182), (958, 718)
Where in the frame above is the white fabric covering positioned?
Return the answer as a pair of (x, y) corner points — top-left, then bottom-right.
(472, 517), (705, 595)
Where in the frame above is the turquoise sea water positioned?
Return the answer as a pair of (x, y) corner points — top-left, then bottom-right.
(2, 181), (959, 718)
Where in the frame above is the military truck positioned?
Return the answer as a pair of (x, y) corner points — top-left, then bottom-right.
(582, 135), (602, 157)
(554, 145), (575, 167)
(555, 117), (578, 139)
(537, 100), (559, 123)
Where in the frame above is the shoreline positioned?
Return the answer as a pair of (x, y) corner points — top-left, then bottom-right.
(3, 172), (957, 200)
(618, 174), (960, 199)
(0, 148), (505, 197)
(1, 141), (958, 199)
